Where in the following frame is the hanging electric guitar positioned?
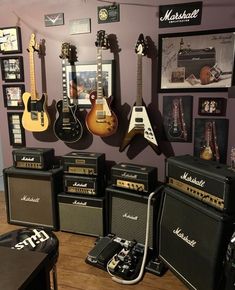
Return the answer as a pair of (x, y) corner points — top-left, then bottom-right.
(22, 33), (50, 132)
(200, 121), (213, 161)
(53, 43), (83, 143)
(119, 33), (159, 154)
(168, 98), (183, 138)
(85, 30), (118, 137)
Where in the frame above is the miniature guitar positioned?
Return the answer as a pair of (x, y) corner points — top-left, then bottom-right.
(119, 33), (159, 154)
(85, 30), (118, 137)
(22, 33), (50, 132)
(53, 43), (83, 143)
(200, 121), (213, 160)
(168, 98), (183, 138)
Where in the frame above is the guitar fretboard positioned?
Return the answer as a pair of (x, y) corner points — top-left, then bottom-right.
(62, 59), (69, 112)
(97, 48), (103, 99)
(29, 47), (37, 101)
(136, 54), (143, 106)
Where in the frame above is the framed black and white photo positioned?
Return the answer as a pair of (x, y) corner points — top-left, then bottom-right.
(7, 112), (25, 147)
(1, 56), (24, 82)
(0, 26), (22, 54)
(198, 97), (226, 116)
(158, 28), (235, 92)
(2, 84), (25, 109)
(66, 60), (114, 108)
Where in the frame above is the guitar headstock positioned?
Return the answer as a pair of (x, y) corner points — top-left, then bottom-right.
(135, 33), (147, 56)
(95, 30), (110, 50)
(60, 42), (76, 63)
(27, 33), (39, 53)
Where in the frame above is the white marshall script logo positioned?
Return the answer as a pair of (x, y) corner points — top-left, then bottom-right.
(21, 195), (40, 203)
(122, 213), (138, 221)
(160, 9), (200, 23)
(73, 182), (88, 188)
(12, 229), (50, 250)
(121, 172), (137, 179)
(180, 172), (205, 188)
(173, 227), (197, 248)
(73, 200), (87, 206)
(21, 157), (35, 161)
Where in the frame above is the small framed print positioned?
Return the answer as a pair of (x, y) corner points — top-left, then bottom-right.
(0, 26), (22, 54)
(0, 56), (24, 82)
(7, 112), (25, 147)
(44, 13), (64, 27)
(2, 84), (25, 109)
(198, 97), (227, 116)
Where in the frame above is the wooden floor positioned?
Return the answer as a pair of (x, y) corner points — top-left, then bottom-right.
(0, 192), (187, 290)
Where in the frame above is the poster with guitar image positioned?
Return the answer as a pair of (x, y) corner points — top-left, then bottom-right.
(22, 33), (50, 132)
(85, 30), (118, 137)
(163, 95), (193, 142)
(194, 118), (229, 164)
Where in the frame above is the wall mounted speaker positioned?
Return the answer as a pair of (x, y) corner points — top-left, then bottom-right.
(58, 193), (105, 237)
(106, 185), (162, 250)
(3, 166), (63, 230)
(159, 186), (234, 290)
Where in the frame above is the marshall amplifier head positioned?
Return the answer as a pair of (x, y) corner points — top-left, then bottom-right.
(3, 166), (63, 230)
(63, 174), (105, 196)
(166, 154), (235, 213)
(106, 185), (162, 250)
(12, 147), (55, 170)
(177, 47), (215, 78)
(159, 186), (234, 290)
(58, 193), (105, 237)
(111, 162), (158, 193)
(62, 151), (105, 176)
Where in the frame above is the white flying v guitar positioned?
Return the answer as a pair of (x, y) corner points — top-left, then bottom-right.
(119, 34), (160, 154)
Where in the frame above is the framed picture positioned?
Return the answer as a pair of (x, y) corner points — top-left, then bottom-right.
(7, 112), (26, 147)
(158, 28), (235, 92)
(163, 95), (193, 142)
(2, 84), (25, 109)
(198, 97), (227, 116)
(0, 26), (22, 54)
(65, 60), (114, 108)
(1, 56), (24, 82)
(194, 118), (229, 164)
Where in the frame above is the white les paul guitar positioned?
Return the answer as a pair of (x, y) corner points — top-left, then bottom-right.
(119, 34), (160, 154)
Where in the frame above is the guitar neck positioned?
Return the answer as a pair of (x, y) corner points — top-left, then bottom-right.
(97, 48), (103, 99)
(62, 60), (69, 111)
(136, 54), (143, 106)
(29, 50), (37, 100)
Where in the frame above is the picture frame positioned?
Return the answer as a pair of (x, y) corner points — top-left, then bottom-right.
(1, 56), (24, 82)
(7, 112), (26, 147)
(158, 28), (235, 92)
(2, 84), (25, 109)
(194, 118), (229, 164)
(65, 60), (114, 108)
(0, 26), (22, 54)
(198, 97), (227, 116)
(163, 95), (193, 142)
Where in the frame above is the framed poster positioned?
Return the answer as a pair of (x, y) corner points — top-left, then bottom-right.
(0, 26), (22, 54)
(1, 56), (24, 82)
(7, 112), (26, 147)
(198, 97), (226, 116)
(66, 60), (114, 108)
(2, 84), (25, 109)
(158, 28), (235, 92)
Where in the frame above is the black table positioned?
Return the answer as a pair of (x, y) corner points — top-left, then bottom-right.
(0, 246), (51, 290)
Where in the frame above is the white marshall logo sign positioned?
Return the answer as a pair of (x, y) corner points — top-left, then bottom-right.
(159, 1), (202, 28)
(180, 172), (205, 188)
(122, 213), (138, 221)
(173, 227), (197, 247)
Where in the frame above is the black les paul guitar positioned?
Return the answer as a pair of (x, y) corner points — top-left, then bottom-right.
(53, 43), (83, 142)
(119, 34), (160, 154)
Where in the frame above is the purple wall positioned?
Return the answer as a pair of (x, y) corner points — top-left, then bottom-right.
(0, 0), (235, 181)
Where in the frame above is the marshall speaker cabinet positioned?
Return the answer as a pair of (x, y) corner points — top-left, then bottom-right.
(106, 185), (162, 250)
(58, 193), (105, 237)
(159, 186), (234, 290)
(166, 154), (235, 213)
(3, 166), (63, 230)
(177, 47), (216, 78)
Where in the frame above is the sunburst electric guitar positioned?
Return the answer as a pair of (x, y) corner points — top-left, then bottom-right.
(85, 30), (118, 137)
(22, 33), (50, 132)
(53, 43), (83, 143)
(119, 34), (159, 154)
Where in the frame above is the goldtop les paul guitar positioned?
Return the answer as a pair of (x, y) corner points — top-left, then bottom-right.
(119, 34), (160, 154)
(200, 121), (213, 161)
(85, 30), (118, 137)
(22, 33), (50, 132)
(53, 43), (83, 143)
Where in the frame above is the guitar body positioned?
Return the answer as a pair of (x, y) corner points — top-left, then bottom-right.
(54, 100), (83, 143)
(119, 105), (159, 153)
(200, 146), (213, 160)
(86, 91), (118, 137)
(22, 92), (50, 132)
(168, 123), (182, 138)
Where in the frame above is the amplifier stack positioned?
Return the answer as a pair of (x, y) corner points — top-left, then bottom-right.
(58, 151), (106, 237)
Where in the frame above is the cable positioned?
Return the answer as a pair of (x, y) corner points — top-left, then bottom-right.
(109, 185), (163, 285)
